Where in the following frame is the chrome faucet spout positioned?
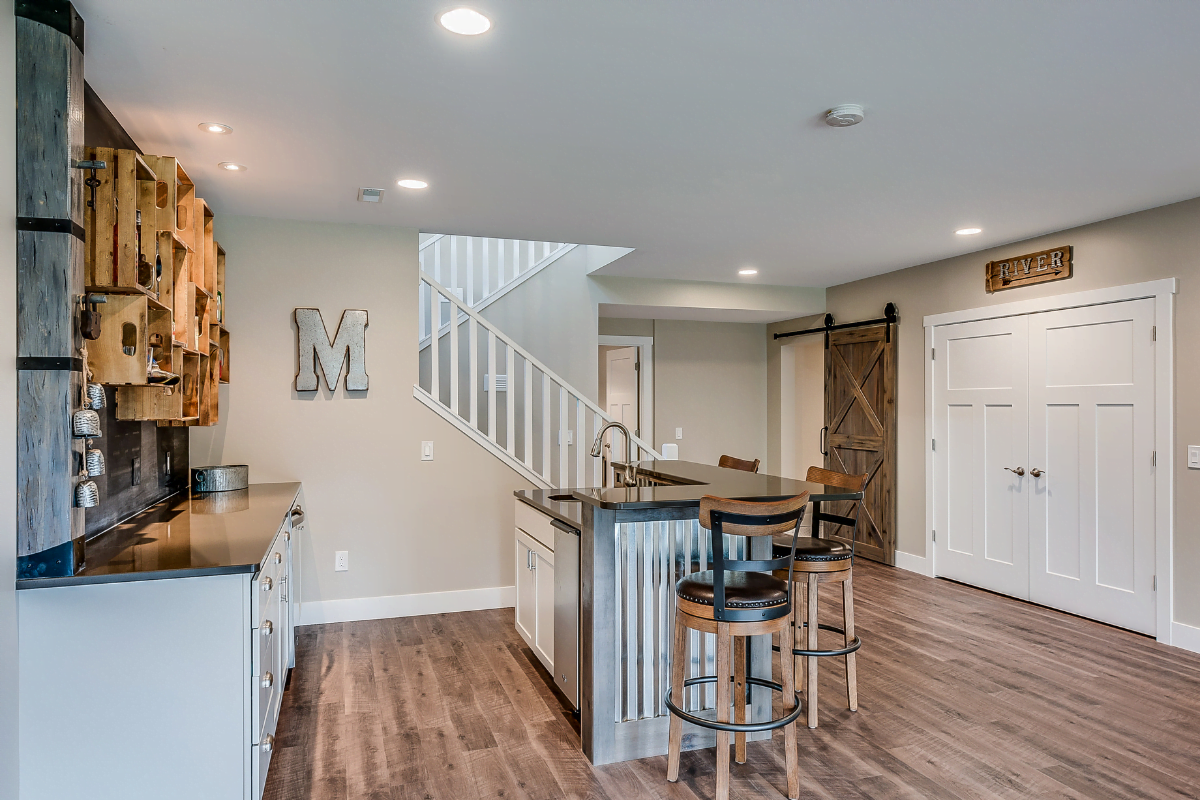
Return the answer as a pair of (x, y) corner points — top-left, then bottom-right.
(589, 421), (638, 487)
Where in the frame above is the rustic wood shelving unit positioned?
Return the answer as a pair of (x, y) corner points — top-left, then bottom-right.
(88, 148), (229, 426)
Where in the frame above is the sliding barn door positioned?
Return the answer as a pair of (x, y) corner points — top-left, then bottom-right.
(932, 316), (1030, 599)
(823, 325), (897, 564)
(1027, 299), (1156, 634)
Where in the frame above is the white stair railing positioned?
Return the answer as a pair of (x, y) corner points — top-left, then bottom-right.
(419, 234), (575, 311)
(414, 272), (660, 490)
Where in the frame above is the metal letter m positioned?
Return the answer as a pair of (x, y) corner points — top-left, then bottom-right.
(295, 308), (369, 391)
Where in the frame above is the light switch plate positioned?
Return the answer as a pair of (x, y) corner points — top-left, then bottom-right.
(335, 551), (349, 572)
(421, 441), (434, 461)
(1189, 446), (1200, 469)
(675, 428), (683, 440)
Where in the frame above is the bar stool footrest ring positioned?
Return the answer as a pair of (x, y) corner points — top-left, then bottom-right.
(772, 623), (862, 658)
(665, 675), (802, 734)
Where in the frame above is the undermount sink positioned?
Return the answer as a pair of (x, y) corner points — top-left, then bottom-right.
(548, 494), (581, 502)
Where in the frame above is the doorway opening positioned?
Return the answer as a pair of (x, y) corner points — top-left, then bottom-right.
(598, 335), (654, 483)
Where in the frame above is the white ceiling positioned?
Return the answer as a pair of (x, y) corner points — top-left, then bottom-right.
(77, 1), (1200, 288)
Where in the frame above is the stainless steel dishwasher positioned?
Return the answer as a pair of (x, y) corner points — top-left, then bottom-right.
(551, 517), (581, 712)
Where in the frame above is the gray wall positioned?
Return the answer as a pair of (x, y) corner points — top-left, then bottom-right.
(653, 320), (768, 465)
(818, 195), (1200, 627)
(1, 5), (17, 793)
(190, 217), (532, 609)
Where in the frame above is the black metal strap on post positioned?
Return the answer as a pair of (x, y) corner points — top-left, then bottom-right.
(18, 356), (83, 372)
(774, 303), (898, 346)
(17, 216), (86, 243)
(15, 0), (85, 53)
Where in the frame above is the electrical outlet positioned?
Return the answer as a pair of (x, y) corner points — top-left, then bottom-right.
(421, 441), (434, 461)
(335, 551), (349, 572)
(675, 428), (683, 440)
(131, 456), (141, 486)
(161, 450), (172, 487)
(1189, 446), (1200, 469)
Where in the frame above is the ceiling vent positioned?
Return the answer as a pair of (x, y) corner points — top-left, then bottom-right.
(358, 187), (385, 203)
(825, 104), (865, 127)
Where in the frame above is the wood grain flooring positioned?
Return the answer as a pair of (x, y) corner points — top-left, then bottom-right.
(265, 560), (1200, 799)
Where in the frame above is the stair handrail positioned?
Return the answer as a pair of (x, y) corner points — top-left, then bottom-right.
(418, 271), (663, 461)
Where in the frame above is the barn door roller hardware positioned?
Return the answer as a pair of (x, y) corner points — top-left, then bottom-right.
(773, 303), (898, 347)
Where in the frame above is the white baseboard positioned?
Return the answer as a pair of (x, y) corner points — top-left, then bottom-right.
(298, 585), (516, 626)
(1170, 620), (1200, 655)
(893, 550), (931, 577)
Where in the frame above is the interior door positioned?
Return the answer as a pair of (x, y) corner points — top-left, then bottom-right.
(1027, 299), (1156, 634)
(823, 325), (897, 563)
(605, 346), (639, 480)
(933, 316), (1030, 599)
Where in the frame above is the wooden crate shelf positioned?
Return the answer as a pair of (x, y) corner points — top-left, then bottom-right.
(83, 147), (160, 295)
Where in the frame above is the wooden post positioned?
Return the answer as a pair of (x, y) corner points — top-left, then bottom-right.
(15, 1), (88, 578)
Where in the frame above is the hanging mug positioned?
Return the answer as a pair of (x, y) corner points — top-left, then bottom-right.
(75, 479), (99, 508)
(85, 448), (105, 477)
(72, 408), (101, 438)
(86, 383), (107, 410)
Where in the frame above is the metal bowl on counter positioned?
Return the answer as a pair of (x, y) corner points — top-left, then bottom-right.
(192, 465), (249, 493)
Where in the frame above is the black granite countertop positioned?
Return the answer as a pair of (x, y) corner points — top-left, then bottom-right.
(515, 460), (862, 516)
(17, 482), (302, 589)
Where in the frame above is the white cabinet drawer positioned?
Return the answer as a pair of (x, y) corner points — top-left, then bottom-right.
(516, 500), (556, 552)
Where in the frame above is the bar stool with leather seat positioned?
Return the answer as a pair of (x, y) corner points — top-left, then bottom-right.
(772, 466), (866, 728)
(666, 493), (808, 800)
(717, 454), (761, 473)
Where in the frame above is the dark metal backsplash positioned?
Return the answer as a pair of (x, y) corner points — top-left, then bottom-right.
(84, 387), (190, 538)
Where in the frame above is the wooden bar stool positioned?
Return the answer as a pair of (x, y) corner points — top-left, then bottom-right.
(773, 466), (866, 728)
(666, 493), (808, 800)
(718, 454), (761, 473)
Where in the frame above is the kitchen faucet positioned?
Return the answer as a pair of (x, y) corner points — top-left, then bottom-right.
(590, 421), (639, 487)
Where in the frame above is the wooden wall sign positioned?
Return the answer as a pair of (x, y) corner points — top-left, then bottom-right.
(985, 245), (1072, 293)
(295, 308), (369, 391)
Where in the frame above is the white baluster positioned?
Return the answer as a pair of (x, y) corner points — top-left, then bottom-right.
(487, 329), (497, 443)
(429, 281), (440, 403)
(434, 239), (441, 283)
(469, 318), (478, 429)
(449, 235), (458, 297)
(466, 237), (474, 307)
(576, 396), (584, 488)
(593, 412), (601, 486)
(506, 345), (516, 457)
(418, 278), (426, 344)
(449, 295), (460, 417)
(559, 386), (568, 489)
(542, 374), (551, 483)
(524, 360), (534, 470)
(482, 238), (490, 299)
(498, 239), (506, 290)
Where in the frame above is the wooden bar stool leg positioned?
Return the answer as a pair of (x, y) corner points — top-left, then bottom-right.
(733, 634), (747, 763)
(794, 589), (805, 706)
(780, 610), (800, 799)
(715, 622), (732, 800)
(666, 609), (688, 782)
(844, 573), (858, 712)
(806, 574), (819, 729)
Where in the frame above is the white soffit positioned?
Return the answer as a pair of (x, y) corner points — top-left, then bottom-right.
(599, 303), (801, 324)
(75, 0), (1200, 287)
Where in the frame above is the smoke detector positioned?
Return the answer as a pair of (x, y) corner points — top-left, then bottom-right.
(358, 187), (385, 203)
(825, 104), (865, 127)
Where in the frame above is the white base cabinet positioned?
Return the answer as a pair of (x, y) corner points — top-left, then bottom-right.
(515, 501), (556, 672)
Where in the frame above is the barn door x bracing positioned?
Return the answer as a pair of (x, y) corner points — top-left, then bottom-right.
(824, 325), (897, 564)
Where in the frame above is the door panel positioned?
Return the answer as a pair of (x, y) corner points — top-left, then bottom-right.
(933, 316), (1029, 598)
(1028, 299), (1155, 634)
(533, 551), (555, 670)
(823, 324), (897, 563)
(515, 537), (536, 647)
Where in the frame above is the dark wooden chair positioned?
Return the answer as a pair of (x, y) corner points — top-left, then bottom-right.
(666, 494), (808, 800)
(717, 454), (761, 473)
(772, 466), (867, 728)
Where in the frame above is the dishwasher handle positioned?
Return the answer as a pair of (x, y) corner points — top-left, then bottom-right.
(550, 518), (580, 535)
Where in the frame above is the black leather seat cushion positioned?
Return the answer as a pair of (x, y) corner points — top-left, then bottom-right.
(773, 537), (852, 562)
(676, 571), (788, 608)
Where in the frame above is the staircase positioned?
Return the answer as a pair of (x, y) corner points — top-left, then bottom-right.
(414, 263), (660, 490)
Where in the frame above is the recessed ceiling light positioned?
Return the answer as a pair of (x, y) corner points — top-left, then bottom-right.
(956, 227), (982, 235)
(199, 122), (232, 134)
(738, 268), (758, 276)
(825, 104), (865, 127)
(397, 179), (429, 189)
(439, 8), (491, 35)
(217, 162), (246, 171)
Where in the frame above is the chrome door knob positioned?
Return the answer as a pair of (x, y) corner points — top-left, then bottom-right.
(261, 576), (272, 592)
(1004, 467), (1026, 476)
(261, 734), (274, 753)
(262, 671), (274, 688)
(1029, 468), (1045, 478)
(274, 552), (283, 564)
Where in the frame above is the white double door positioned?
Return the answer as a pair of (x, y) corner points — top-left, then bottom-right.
(933, 298), (1156, 634)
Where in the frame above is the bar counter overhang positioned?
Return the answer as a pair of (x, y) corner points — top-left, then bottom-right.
(516, 460), (862, 766)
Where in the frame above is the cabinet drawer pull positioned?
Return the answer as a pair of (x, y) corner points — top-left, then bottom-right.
(262, 671), (274, 688)
(261, 734), (274, 753)
(261, 576), (273, 592)
(274, 552), (283, 565)
(284, 530), (291, 542)
(261, 620), (273, 636)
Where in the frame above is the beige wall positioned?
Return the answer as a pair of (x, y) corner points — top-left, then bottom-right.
(0, 5), (18, 793)
(191, 217), (532, 608)
(599, 317), (654, 337)
(818, 196), (1200, 627)
(653, 320), (768, 465)
(766, 314), (824, 477)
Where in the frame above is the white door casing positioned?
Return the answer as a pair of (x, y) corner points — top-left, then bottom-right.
(1027, 299), (1156, 633)
(933, 316), (1030, 599)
